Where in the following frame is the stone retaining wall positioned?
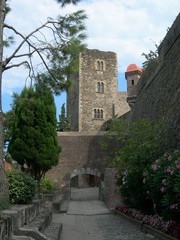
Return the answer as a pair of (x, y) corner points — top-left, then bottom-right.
(0, 201), (40, 240)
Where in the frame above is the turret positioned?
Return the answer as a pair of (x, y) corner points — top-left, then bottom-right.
(125, 64), (142, 108)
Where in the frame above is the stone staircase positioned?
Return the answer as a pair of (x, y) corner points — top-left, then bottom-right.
(0, 199), (62, 240)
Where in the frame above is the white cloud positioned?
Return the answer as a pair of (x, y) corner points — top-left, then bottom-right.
(2, 0), (180, 111)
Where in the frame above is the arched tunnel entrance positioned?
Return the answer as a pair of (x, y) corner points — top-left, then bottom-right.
(69, 168), (102, 200)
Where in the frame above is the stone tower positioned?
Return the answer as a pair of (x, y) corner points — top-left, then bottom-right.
(67, 49), (119, 131)
(125, 64), (142, 108)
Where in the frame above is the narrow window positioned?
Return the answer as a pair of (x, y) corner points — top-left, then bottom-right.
(97, 60), (104, 71)
(97, 109), (100, 119)
(132, 80), (134, 85)
(97, 82), (100, 92)
(94, 109), (97, 119)
(100, 109), (103, 119)
(97, 82), (104, 93)
(100, 82), (104, 93)
(97, 61), (101, 71)
(100, 61), (103, 71)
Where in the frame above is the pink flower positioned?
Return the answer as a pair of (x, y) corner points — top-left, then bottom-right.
(170, 204), (178, 210)
(162, 179), (168, 186)
(176, 163), (180, 169)
(168, 155), (172, 161)
(160, 187), (166, 192)
(152, 164), (159, 171)
(155, 159), (160, 163)
(143, 178), (146, 184)
(165, 167), (174, 175)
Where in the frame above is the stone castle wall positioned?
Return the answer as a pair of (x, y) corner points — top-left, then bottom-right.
(115, 91), (129, 117)
(47, 131), (108, 193)
(130, 13), (180, 149)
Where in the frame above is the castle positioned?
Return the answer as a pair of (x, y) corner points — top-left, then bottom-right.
(48, 13), (180, 195)
(67, 49), (142, 131)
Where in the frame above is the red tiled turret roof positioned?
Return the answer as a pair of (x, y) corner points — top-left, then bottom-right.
(126, 64), (142, 73)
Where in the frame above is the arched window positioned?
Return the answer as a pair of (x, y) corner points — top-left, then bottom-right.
(97, 109), (100, 119)
(99, 61), (103, 71)
(100, 109), (103, 119)
(96, 82), (104, 93)
(96, 60), (104, 71)
(100, 82), (104, 93)
(97, 82), (101, 92)
(94, 109), (97, 119)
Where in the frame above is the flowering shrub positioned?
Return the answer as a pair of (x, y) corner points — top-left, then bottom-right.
(115, 205), (180, 238)
(144, 150), (180, 221)
(117, 168), (153, 212)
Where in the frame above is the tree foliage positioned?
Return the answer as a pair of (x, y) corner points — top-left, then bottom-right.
(103, 118), (164, 211)
(57, 103), (70, 131)
(142, 43), (159, 70)
(56, 0), (81, 7)
(3, 9), (87, 93)
(8, 83), (61, 182)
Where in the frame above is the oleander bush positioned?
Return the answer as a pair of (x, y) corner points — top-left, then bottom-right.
(144, 150), (180, 221)
(7, 170), (35, 204)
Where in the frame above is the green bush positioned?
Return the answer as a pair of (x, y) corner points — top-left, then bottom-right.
(118, 168), (153, 212)
(40, 176), (57, 194)
(104, 119), (163, 212)
(144, 150), (180, 221)
(7, 170), (35, 204)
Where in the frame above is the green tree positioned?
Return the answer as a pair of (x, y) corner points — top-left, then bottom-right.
(8, 83), (61, 183)
(103, 118), (164, 211)
(142, 43), (158, 70)
(57, 103), (70, 131)
(0, 0), (84, 201)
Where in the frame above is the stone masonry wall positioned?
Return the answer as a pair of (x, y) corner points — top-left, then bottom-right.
(115, 92), (130, 117)
(130, 13), (180, 149)
(79, 49), (118, 131)
(47, 131), (108, 194)
(67, 49), (129, 132)
(102, 168), (123, 209)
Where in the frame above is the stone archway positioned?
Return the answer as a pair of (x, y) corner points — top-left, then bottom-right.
(70, 167), (101, 179)
(69, 168), (102, 200)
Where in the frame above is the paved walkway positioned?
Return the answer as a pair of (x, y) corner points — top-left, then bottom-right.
(52, 188), (161, 240)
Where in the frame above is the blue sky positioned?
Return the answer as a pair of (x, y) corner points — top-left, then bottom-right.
(2, 0), (180, 118)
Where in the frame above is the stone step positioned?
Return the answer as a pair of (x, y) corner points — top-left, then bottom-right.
(43, 221), (62, 240)
(12, 236), (35, 240)
(59, 200), (69, 213)
(13, 211), (52, 240)
(52, 195), (64, 213)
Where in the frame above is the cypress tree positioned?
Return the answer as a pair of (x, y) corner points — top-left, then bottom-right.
(8, 84), (61, 183)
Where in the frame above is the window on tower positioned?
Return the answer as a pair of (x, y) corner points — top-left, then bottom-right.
(132, 79), (134, 85)
(96, 60), (105, 71)
(93, 108), (104, 119)
(96, 82), (104, 93)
